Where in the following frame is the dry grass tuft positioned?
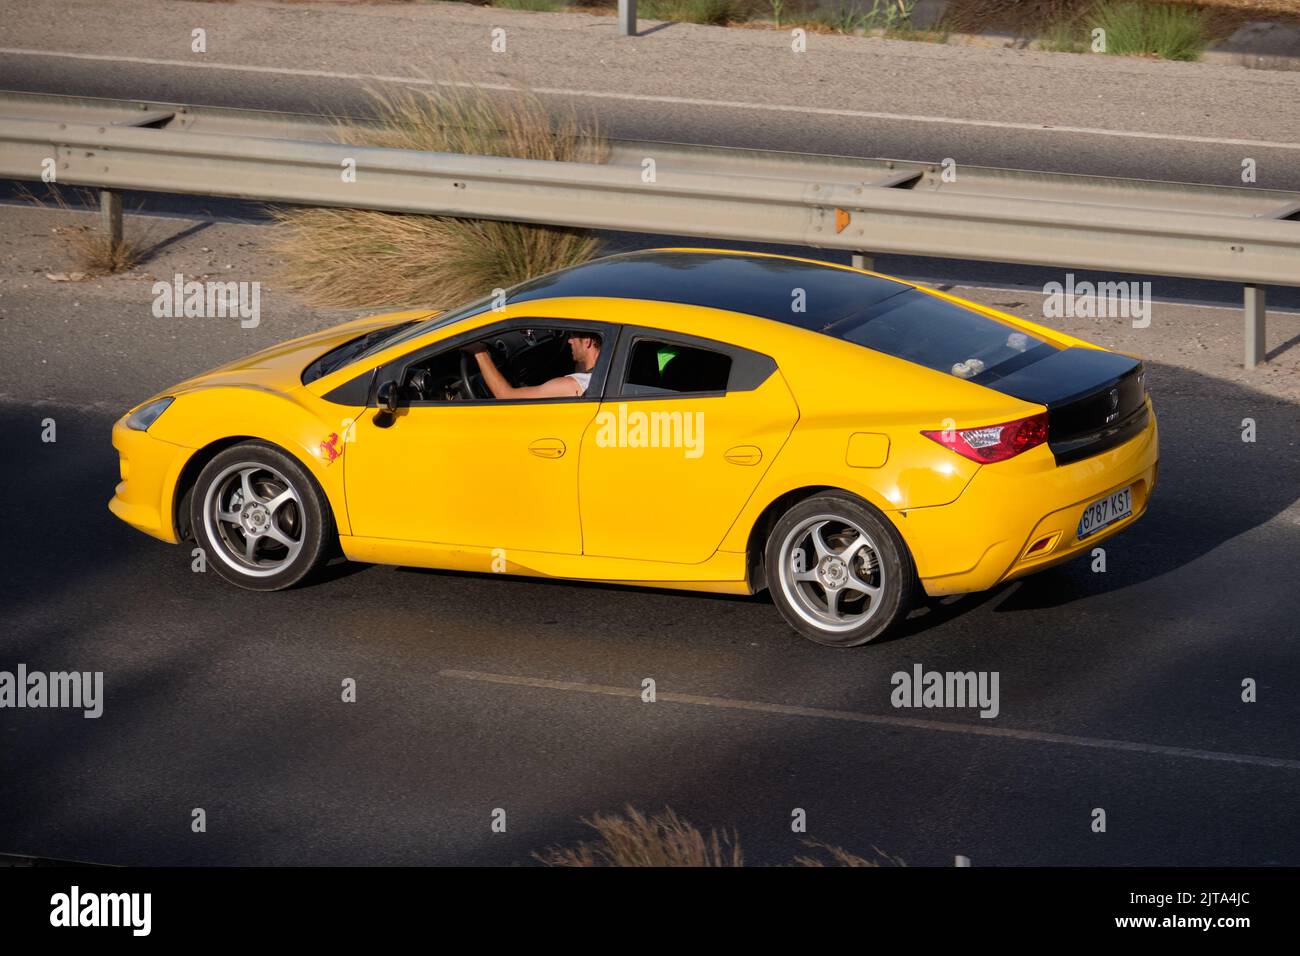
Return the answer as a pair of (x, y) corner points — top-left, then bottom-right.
(59, 223), (147, 275)
(791, 840), (906, 867)
(270, 83), (606, 309)
(533, 805), (902, 867)
(534, 806), (745, 867)
(23, 187), (151, 276)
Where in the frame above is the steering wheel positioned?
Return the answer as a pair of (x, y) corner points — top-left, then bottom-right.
(459, 350), (492, 400)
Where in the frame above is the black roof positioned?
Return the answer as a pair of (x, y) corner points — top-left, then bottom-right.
(504, 251), (1085, 391)
(324, 249), (1083, 395)
(506, 250), (911, 327)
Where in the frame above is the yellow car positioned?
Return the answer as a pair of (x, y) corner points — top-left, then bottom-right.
(110, 249), (1158, 646)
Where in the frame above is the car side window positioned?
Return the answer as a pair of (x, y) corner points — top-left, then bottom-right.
(623, 340), (732, 396)
(385, 323), (613, 405)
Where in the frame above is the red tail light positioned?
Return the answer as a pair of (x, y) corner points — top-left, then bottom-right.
(922, 412), (1049, 464)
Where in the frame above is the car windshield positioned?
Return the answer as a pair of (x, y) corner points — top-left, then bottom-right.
(821, 289), (1057, 381)
(302, 294), (498, 384)
(301, 321), (423, 384)
(353, 293), (497, 362)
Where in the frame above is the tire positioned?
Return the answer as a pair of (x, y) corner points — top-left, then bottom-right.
(764, 492), (915, 647)
(189, 441), (335, 591)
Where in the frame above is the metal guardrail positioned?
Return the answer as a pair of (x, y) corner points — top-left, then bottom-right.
(0, 90), (1296, 366)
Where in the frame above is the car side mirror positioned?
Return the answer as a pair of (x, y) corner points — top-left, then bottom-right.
(373, 379), (399, 428)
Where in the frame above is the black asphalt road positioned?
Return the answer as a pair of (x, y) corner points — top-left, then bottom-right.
(1, 357), (1298, 866)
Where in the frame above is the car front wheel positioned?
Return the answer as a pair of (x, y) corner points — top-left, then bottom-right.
(765, 493), (915, 647)
(190, 442), (334, 591)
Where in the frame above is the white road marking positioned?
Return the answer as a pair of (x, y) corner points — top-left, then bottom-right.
(441, 668), (1300, 771)
(4, 47), (1300, 152)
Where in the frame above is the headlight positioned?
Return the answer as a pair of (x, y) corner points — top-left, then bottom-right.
(125, 397), (175, 431)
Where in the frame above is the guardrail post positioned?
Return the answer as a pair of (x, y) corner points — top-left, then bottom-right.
(618, 0), (637, 36)
(100, 189), (123, 251)
(1244, 285), (1267, 368)
(851, 253), (875, 271)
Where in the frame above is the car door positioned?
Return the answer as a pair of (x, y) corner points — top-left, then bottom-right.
(578, 328), (799, 564)
(344, 319), (615, 554)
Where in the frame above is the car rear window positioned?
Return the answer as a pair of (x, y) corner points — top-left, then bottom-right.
(624, 340), (732, 395)
(822, 289), (1057, 381)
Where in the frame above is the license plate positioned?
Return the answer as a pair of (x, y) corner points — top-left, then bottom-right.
(1077, 486), (1133, 539)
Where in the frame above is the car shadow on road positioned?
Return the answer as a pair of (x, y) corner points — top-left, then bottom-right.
(986, 359), (1298, 615)
(394, 563), (762, 605)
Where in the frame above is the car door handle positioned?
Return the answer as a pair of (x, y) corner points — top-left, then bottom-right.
(724, 445), (762, 466)
(528, 438), (566, 459)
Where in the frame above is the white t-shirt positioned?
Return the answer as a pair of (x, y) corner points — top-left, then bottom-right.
(566, 371), (592, 395)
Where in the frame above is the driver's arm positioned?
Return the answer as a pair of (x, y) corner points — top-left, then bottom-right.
(472, 348), (582, 400)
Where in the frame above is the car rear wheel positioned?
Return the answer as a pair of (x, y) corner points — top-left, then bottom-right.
(190, 442), (334, 591)
(765, 493), (914, 647)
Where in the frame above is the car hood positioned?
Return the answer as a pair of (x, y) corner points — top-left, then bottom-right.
(164, 309), (438, 397)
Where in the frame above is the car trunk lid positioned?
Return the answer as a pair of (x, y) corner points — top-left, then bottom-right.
(977, 347), (1148, 465)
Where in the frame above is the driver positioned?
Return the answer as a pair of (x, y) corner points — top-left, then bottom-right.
(467, 331), (601, 399)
